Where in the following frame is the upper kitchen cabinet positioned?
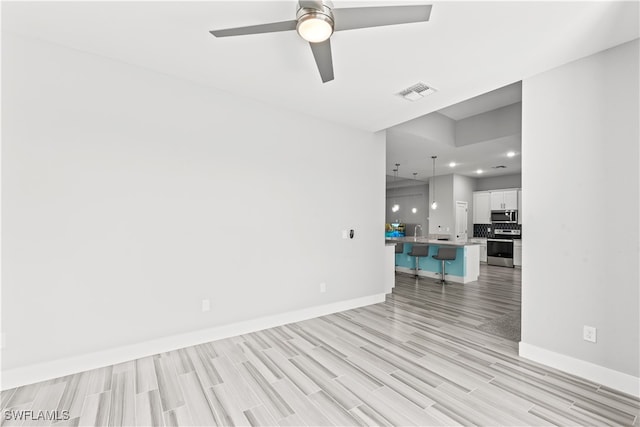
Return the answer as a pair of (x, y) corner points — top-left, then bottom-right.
(473, 191), (491, 224)
(490, 190), (518, 210)
(504, 190), (518, 209)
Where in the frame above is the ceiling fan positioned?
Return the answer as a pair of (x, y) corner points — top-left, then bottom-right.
(210, 1), (432, 83)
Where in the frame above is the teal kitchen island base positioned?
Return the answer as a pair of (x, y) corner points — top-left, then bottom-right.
(388, 239), (480, 284)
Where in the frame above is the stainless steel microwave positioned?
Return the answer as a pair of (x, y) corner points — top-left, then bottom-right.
(491, 210), (518, 223)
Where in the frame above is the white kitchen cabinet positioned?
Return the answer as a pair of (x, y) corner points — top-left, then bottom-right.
(514, 240), (522, 267)
(504, 190), (518, 210)
(473, 192), (491, 224)
(490, 190), (518, 210)
(517, 189), (522, 225)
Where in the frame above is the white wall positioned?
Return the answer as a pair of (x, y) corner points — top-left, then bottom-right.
(521, 39), (639, 385)
(426, 174), (476, 237)
(455, 103), (521, 146)
(1, 35), (385, 371)
(390, 112), (456, 148)
(386, 183), (429, 234)
(428, 174), (454, 235)
(475, 173), (521, 191)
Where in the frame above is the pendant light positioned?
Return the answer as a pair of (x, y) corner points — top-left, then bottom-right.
(431, 156), (438, 210)
(411, 172), (418, 213)
(391, 163), (400, 213)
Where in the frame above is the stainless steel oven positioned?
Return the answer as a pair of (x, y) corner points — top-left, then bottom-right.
(487, 239), (514, 267)
(487, 229), (520, 267)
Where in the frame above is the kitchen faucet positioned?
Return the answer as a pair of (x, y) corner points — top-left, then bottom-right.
(414, 224), (422, 241)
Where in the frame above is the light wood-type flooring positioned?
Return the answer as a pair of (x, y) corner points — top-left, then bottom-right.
(2, 265), (639, 426)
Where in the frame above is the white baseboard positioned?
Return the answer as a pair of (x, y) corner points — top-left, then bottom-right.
(1, 293), (387, 390)
(519, 341), (640, 398)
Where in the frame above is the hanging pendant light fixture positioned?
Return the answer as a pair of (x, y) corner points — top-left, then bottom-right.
(391, 163), (400, 213)
(431, 156), (438, 210)
(412, 172), (418, 213)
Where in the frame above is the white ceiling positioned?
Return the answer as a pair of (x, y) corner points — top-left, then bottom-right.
(2, 1), (638, 135)
(387, 126), (522, 180)
(386, 83), (523, 180)
(437, 82), (522, 121)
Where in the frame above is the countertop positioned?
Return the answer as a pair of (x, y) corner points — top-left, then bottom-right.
(385, 237), (480, 247)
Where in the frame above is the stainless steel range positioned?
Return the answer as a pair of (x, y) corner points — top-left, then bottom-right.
(487, 229), (521, 268)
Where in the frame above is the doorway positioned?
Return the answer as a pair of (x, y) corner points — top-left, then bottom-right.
(455, 201), (468, 241)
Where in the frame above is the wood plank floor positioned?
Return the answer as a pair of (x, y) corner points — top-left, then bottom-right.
(2, 265), (639, 426)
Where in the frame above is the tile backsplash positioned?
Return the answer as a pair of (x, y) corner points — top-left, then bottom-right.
(474, 223), (522, 238)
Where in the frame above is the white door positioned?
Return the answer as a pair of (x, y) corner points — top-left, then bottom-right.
(455, 201), (468, 241)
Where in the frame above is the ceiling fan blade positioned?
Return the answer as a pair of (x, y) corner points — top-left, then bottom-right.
(210, 20), (297, 38)
(333, 5), (432, 32)
(309, 40), (334, 83)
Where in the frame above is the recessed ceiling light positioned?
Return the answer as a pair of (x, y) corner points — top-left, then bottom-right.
(449, 162), (456, 168)
(476, 169), (483, 174)
(412, 208), (417, 213)
(507, 151), (516, 157)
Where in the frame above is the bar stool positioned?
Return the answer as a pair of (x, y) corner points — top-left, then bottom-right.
(433, 247), (457, 285)
(394, 242), (404, 267)
(408, 245), (429, 278)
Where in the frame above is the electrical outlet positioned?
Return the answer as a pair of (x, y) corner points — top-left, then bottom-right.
(320, 283), (326, 293)
(202, 299), (211, 312)
(583, 325), (596, 343)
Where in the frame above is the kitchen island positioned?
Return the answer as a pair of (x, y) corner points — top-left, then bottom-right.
(387, 237), (480, 284)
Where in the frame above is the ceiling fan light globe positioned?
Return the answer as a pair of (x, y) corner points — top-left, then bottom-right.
(297, 13), (334, 43)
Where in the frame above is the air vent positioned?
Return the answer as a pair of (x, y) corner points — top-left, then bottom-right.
(396, 82), (436, 101)
(492, 165), (507, 169)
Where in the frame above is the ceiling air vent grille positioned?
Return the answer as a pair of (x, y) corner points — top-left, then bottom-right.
(396, 82), (436, 101)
